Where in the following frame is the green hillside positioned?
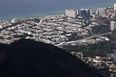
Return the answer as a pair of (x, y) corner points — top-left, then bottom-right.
(0, 39), (102, 77)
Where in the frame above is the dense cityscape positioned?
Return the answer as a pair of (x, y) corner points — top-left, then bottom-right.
(1, 2), (116, 77)
(0, 6), (116, 45)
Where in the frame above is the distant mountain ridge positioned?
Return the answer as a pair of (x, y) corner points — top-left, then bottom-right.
(0, 39), (102, 77)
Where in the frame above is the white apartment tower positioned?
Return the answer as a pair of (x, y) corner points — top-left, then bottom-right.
(76, 10), (79, 15)
(110, 21), (116, 31)
(65, 9), (77, 18)
(114, 3), (116, 10)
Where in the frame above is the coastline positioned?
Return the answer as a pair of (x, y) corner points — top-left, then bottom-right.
(0, 1), (115, 21)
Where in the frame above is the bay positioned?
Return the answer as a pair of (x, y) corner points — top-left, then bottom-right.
(0, 0), (116, 21)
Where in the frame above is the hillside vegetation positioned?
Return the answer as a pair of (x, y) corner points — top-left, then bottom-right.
(64, 41), (116, 57)
(0, 39), (102, 77)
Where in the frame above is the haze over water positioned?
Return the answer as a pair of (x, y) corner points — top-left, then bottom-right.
(0, 0), (116, 21)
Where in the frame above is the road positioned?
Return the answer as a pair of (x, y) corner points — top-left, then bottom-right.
(55, 32), (112, 47)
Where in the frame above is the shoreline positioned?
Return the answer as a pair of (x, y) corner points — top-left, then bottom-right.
(0, 2), (115, 21)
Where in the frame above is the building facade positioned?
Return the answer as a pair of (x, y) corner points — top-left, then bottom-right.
(11, 18), (18, 23)
(114, 3), (116, 10)
(65, 9), (77, 18)
(110, 21), (116, 31)
(80, 8), (87, 18)
(98, 8), (106, 16)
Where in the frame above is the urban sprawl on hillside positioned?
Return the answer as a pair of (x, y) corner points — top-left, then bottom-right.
(1, 3), (116, 77)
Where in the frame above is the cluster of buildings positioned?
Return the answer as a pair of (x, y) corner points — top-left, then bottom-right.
(0, 6), (114, 45)
(103, 13), (116, 19)
(65, 8), (90, 18)
(0, 3), (116, 77)
(65, 3), (116, 19)
(71, 52), (116, 76)
(65, 3), (116, 32)
(0, 14), (91, 44)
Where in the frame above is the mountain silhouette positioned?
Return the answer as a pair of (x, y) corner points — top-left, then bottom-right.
(0, 39), (102, 77)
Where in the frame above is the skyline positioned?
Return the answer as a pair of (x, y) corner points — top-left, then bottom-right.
(0, 0), (116, 21)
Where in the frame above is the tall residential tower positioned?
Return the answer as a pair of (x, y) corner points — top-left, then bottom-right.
(114, 3), (116, 10)
(110, 21), (116, 31)
(65, 9), (77, 18)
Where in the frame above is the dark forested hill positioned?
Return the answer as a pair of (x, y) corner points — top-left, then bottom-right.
(64, 41), (116, 57)
(0, 39), (102, 77)
(0, 43), (8, 52)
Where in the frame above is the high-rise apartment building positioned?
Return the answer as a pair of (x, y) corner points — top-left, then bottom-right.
(65, 9), (77, 18)
(85, 9), (90, 17)
(80, 8), (87, 17)
(79, 8), (90, 18)
(110, 21), (116, 31)
(98, 8), (106, 16)
(93, 9), (99, 15)
(114, 3), (116, 10)
(76, 10), (79, 15)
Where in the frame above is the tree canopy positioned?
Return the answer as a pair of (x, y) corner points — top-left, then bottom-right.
(64, 41), (116, 57)
(0, 39), (102, 77)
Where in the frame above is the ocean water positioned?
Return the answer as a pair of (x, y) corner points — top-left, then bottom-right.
(0, 0), (116, 21)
